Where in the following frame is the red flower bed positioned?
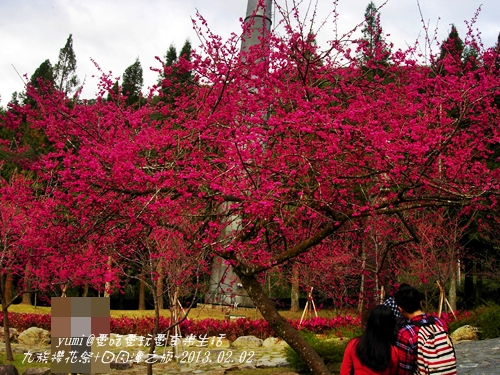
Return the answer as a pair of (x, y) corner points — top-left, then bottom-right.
(1, 310), (468, 341)
(1, 311), (360, 340)
(430, 311), (470, 325)
(1, 312), (51, 331)
(291, 315), (361, 334)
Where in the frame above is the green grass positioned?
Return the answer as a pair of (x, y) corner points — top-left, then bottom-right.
(6, 303), (348, 321)
(0, 352), (50, 373)
(284, 331), (350, 373)
(2, 304), (51, 315)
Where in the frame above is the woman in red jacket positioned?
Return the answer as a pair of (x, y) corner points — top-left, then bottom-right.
(340, 304), (399, 375)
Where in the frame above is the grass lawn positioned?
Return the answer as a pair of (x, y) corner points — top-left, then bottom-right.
(6, 303), (352, 321)
(0, 352), (50, 373)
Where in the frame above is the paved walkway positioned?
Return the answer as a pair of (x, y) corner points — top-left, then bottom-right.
(109, 344), (289, 374)
(455, 337), (500, 375)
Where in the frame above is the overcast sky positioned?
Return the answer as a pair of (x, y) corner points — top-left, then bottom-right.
(1, 0), (499, 106)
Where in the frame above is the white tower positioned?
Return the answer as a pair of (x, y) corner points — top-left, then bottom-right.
(205, 0), (272, 307)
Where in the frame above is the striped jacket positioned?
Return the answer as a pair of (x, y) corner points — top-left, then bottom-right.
(395, 313), (448, 375)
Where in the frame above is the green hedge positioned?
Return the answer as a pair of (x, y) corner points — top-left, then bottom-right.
(284, 331), (354, 372)
(448, 303), (500, 339)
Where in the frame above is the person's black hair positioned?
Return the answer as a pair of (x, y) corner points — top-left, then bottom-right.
(394, 286), (422, 313)
(398, 283), (411, 291)
(355, 304), (396, 371)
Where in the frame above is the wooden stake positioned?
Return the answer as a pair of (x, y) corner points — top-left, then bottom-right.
(437, 281), (444, 317)
(299, 287), (318, 325)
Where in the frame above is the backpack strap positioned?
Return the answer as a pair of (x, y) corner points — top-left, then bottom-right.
(410, 315), (436, 328)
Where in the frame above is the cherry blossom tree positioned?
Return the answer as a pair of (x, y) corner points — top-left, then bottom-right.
(2, 3), (500, 374)
(391, 209), (467, 309)
(0, 176), (35, 361)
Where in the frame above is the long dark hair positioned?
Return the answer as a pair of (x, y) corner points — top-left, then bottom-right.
(355, 304), (396, 371)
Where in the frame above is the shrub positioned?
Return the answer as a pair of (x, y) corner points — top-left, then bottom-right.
(476, 303), (500, 339)
(448, 303), (500, 339)
(284, 331), (349, 373)
(327, 322), (363, 340)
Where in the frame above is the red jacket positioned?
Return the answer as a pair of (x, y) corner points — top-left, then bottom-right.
(340, 338), (399, 375)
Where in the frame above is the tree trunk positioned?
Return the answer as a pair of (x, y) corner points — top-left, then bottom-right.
(290, 263), (300, 312)
(138, 272), (146, 310)
(156, 264), (164, 310)
(104, 255), (112, 297)
(118, 285), (124, 309)
(1, 303), (14, 361)
(0, 276), (14, 361)
(234, 268), (330, 375)
(358, 241), (369, 326)
(475, 261), (483, 306)
(4, 269), (12, 305)
(147, 280), (160, 375)
(21, 262), (32, 305)
(168, 286), (183, 358)
(82, 283), (89, 297)
(424, 289), (429, 311)
(463, 258), (474, 308)
(448, 267), (457, 311)
(361, 242), (378, 326)
(61, 283), (68, 297)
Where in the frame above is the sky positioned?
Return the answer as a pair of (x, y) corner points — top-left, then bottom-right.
(1, 0), (499, 106)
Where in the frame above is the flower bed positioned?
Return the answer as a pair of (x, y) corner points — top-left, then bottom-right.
(1, 310), (466, 341)
(1, 311), (360, 341)
(1, 311), (51, 332)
